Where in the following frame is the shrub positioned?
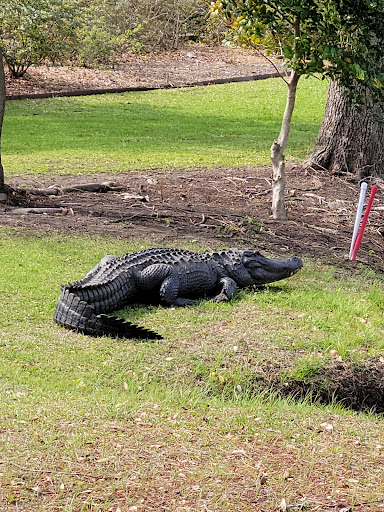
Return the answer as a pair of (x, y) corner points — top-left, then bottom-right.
(73, 0), (211, 67)
(0, 0), (83, 78)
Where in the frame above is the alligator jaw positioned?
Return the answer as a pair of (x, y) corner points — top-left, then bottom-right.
(245, 254), (303, 285)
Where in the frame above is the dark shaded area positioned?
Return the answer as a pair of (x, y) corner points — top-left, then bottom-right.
(278, 358), (384, 414)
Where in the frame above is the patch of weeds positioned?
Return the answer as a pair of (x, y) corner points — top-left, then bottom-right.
(286, 354), (327, 383)
(242, 216), (265, 237)
(243, 215), (263, 228)
(215, 217), (265, 238)
(216, 223), (240, 236)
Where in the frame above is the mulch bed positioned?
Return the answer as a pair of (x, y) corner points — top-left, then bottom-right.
(5, 45), (281, 99)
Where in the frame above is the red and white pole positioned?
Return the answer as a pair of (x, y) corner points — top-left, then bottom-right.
(349, 182), (367, 260)
(350, 185), (378, 261)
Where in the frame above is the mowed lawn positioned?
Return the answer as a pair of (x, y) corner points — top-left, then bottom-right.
(1, 231), (384, 511)
(3, 77), (328, 176)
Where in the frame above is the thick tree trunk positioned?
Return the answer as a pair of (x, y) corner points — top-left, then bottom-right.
(308, 81), (384, 178)
(271, 70), (300, 220)
(0, 47), (6, 197)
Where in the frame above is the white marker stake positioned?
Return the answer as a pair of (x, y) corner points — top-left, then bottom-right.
(349, 182), (368, 260)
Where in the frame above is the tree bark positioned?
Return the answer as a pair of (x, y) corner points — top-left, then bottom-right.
(0, 47), (5, 196)
(271, 70), (300, 220)
(308, 81), (384, 178)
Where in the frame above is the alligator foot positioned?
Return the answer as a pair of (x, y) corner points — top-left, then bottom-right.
(212, 293), (230, 303)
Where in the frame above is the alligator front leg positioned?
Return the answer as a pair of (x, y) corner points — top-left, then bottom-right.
(212, 276), (237, 303)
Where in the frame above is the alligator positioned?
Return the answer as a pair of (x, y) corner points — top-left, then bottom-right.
(53, 247), (303, 340)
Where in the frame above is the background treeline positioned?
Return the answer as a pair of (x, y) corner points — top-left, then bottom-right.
(0, 0), (227, 78)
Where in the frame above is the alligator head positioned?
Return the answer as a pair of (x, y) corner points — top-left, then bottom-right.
(242, 250), (303, 285)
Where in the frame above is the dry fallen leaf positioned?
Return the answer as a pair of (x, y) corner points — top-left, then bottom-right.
(320, 421), (334, 432)
(231, 449), (247, 456)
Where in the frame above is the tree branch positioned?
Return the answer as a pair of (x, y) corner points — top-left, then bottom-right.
(254, 47), (288, 85)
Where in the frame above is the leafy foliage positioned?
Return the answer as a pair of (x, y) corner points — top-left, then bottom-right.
(74, 5), (143, 68)
(0, 0), (214, 72)
(213, 0), (384, 103)
(0, 0), (84, 77)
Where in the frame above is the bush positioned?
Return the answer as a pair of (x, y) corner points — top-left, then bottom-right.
(0, 0), (228, 74)
(0, 0), (83, 78)
(73, 0), (212, 67)
(74, 8), (143, 68)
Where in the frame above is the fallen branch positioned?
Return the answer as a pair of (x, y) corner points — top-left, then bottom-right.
(3, 207), (73, 215)
(0, 460), (106, 480)
(120, 192), (149, 202)
(302, 223), (338, 235)
(23, 181), (125, 196)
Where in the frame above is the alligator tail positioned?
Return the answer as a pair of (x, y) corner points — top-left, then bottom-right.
(53, 289), (162, 340)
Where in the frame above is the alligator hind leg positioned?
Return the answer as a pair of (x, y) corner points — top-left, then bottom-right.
(140, 264), (196, 306)
(212, 277), (237, 303)
(82, 254), (118, 282)
(159, 275), (197, 306)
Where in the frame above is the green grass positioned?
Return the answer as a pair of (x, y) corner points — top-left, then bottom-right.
(1, 229), (384, 510)
(2, 77), (383, 510)
(3, 77), (328, 176)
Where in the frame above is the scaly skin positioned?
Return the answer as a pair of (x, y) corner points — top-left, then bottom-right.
(53, 247), (303, 340)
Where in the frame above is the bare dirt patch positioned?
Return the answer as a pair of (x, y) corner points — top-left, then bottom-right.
(3, 165), (384, 271)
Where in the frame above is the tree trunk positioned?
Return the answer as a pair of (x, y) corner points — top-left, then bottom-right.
(0, 47), (6, 196)
(308, 81), (384, 178)
(271, 70), (300, 220)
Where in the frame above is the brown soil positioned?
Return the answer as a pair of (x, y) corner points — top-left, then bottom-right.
(3, 165), (384, 272)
